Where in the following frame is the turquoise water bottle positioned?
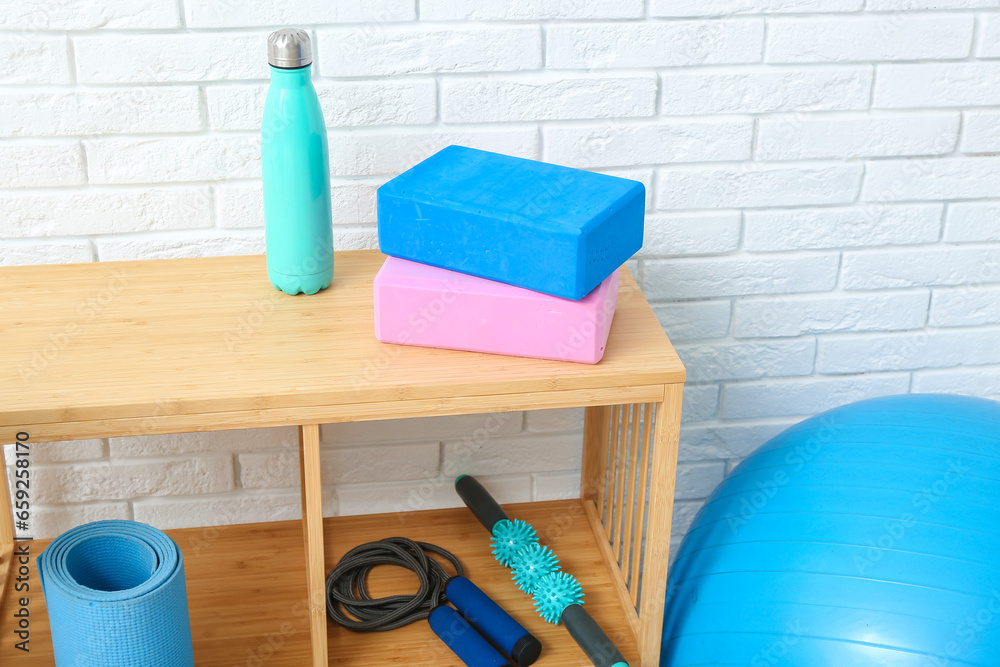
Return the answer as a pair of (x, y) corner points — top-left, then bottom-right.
(262, 29), (334, 295)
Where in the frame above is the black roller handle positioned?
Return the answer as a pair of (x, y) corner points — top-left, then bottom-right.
(455, 474), (509, 534)
(561, 604), (629, 667)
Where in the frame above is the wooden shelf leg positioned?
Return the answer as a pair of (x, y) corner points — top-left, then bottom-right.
(637, 385), (683, 667)
(298, 424), (328, 667)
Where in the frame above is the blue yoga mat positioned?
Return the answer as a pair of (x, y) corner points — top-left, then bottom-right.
(38, 520), (195, 666)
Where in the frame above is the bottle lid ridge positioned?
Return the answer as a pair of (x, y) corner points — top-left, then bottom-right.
(268, 29), (312, 68)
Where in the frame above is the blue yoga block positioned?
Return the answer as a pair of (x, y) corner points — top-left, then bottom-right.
(377, 145), (644, 300)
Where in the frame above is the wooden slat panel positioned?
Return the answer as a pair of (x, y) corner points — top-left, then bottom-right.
(582, 500), (641, 642)
(599, 404), (621, 524)
(631, 403), (655, 608)
(611, 404), (631, 561)
(620, 402), (642, 586)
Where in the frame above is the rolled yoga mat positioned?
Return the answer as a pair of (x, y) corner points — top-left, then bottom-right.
(38, 520), (195, 667)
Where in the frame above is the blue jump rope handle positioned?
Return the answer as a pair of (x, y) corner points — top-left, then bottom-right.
(430, 605), (513, 667)
(446, 576), (542, 667)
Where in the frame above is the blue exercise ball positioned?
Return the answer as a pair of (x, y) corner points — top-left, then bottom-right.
(661, 393), (1000, 666)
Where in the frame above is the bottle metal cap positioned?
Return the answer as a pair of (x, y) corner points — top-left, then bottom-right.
(267, 29), (312, 68)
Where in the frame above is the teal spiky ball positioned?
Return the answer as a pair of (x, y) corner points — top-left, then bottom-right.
(532, 571), (584, 624)
(512, 543), (560, 593)
(491, 519), (538, 568)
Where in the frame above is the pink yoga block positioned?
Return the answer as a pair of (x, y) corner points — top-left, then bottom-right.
(373, 257), (619, 364)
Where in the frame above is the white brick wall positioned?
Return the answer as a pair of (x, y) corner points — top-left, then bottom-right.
(660, 66), (872, 114)
(207, 80), (437, 129)
(656, 163), (863, 208)
(0, 142), (84, 187)
(0, 0), (179, 30)
(743, 204), (943, 250)
(948, 202), (1000, 242)
(643, 253), (841, 299)
(0, 87), (203, 136)
(733, 291), (931, 337)
(1, 188), (213, 236)
(765, 14), (973, 62)
(874, 62), (1000, 107)
(545, 120), (752, 168)
(74, 32), (267, 83)
(960, 111), (1000, 153)
(442, 73), (657, 123)
(183, 0), (415, 27)
(653, 0), (863, 15)
(0, 35), (71, 85)
(930, 285), (1000, 326)
(317, 25), (542, 76)
(546, 20), (764, 68)
(3, 3), (1000, 565)
(424, 0), (644, 20)
(756, 113), (959, 160)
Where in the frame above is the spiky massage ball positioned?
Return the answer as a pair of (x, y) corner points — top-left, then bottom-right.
(532, 571), (584, 624)
(512, 543), (560, 593)
(491, 518), (538, 568)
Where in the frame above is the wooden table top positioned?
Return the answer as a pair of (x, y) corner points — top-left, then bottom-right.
(0, 251), (684, 441)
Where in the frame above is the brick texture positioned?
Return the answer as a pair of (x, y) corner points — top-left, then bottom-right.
(3, 3), (998, 551)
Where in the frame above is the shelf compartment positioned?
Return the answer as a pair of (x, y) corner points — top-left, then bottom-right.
(1, 500), (640, 666)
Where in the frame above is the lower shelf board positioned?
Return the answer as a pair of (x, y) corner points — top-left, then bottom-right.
(0, 499), (640, 666)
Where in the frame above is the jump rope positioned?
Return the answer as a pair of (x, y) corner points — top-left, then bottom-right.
(326, 537), (541, 666)
(325, 475), (628, 667)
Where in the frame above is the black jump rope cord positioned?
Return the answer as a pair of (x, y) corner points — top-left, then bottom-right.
(325, 537), (464, 632)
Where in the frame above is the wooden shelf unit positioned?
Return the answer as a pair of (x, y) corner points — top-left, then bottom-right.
(0, 250), (685, 666)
